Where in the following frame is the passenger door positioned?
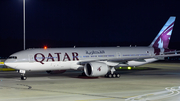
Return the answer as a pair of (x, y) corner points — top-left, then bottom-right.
(28, 55), (34, 62)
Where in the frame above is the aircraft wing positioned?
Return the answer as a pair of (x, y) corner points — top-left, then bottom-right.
(77, 52), (180, 67)
(77, 56), (152, 66)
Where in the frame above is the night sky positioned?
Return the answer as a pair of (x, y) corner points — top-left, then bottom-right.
(1, 0), (180, 57)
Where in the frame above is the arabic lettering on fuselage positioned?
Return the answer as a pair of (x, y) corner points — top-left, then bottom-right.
(34, 52), (79, 64)
(86, 50), (105, 55)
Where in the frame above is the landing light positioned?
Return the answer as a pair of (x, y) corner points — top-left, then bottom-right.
(128, 67), (132, 70)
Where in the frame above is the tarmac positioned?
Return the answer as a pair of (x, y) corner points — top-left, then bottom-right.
(0, 62), (180, 101)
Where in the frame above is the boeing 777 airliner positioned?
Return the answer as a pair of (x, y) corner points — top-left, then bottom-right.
(5, 16), (180, 80)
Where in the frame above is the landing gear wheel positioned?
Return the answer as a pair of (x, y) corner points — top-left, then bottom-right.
(21, 76), (27, 80)
(116, 74), (121, 78)
(113, 74), (116, 78)
(104, 74), (107, 77)
(108, 74), (112, 78)
(105, 73), (121, 78)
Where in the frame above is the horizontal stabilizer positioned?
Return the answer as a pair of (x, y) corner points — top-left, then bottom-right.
(155, 54), (180, 58)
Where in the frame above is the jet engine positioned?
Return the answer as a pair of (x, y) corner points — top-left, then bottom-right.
(46, 70), (66, 74)
(84, 62), (109, 77)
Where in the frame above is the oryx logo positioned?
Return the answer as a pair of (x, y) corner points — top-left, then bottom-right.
(158, 38), (163, 48)
(153, 21), (174, 49)
(97, 66), (101, 71)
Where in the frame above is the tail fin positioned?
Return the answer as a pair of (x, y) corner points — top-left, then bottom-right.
(149, 16), (176, 49)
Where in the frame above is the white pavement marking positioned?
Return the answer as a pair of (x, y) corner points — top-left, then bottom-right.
(125, 86), (180, 101)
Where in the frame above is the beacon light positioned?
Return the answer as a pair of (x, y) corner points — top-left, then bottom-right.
(44, 46), (47, 49)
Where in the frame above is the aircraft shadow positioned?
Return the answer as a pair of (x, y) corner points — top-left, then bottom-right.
(0, 67), (160, 79)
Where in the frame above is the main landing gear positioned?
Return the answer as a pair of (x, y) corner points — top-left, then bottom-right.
(104, 67), (121, 78)
(105, 73), (121, 78)
(18, 70), (27, 80)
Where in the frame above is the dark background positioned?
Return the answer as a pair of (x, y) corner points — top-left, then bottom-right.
(1, 0), (180, 57)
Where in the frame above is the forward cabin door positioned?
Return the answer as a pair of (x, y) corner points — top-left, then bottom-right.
(28, 54), (34, 62)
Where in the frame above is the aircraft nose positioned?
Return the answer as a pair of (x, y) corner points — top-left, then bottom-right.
(4, 59), (17, 68)
(4, 59), (10, 67)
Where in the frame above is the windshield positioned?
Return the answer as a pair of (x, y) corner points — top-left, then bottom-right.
(8, 56), (17, 59)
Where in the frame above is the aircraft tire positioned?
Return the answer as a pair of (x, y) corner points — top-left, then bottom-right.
(108, 74), (112, 78)
(116, 74), (120, 78)
(105, 73), (120, 78)
(21, 76), (27, 80)
(113, 74), (116, 78)
(104, 74), (107, 77)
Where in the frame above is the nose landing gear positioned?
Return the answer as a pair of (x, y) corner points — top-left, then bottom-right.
(21, 74), (27, 80)
(18, 70), (27, 80)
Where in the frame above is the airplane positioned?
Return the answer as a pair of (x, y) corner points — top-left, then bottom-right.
(5, 16), (180, 80)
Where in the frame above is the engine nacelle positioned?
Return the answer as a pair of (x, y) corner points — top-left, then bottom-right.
(46, 70), (66, 74)
(84, 62), (109, 77)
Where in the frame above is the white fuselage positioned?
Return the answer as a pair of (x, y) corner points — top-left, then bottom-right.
(5, 47), (158, 71)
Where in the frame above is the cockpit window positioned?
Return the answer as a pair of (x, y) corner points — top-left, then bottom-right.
(8, 56), (17, 59)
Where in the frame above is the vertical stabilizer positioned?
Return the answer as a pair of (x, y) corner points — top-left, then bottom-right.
(149, 17), (176, 49)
